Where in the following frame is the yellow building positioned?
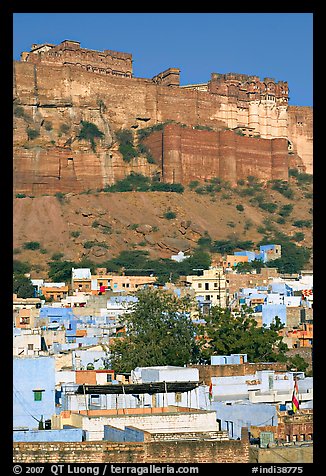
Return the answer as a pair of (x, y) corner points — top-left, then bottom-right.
(71, 267), (156, 294)
(184, 267), (228, 308)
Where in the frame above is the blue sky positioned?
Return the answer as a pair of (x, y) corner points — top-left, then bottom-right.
(13, 13), (313, 106)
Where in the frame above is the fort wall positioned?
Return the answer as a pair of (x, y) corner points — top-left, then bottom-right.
(13, 41), (313, 195)
(144, 124), (289, 185)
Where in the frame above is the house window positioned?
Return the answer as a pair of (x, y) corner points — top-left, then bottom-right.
(198, 283), (202, 289)
(28, 344), (34, 351)
(33, 390), (44, 401)
(90, 395), (100, 405)
(205, 283), (209, 290)
(107, 374), (113, 383)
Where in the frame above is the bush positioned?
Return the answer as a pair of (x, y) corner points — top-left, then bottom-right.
(83, 241), (108, 249)
(26, 128), (40, 140)
(118, 142), (138, 162)
(51, 252), (64, 261)
(258, 202), (278, 213)
(55, 192), (66, 203)
(270, 180), (294, 199)
(279, 204), (294, 217)
(292, 220), (312, 228)
(197, 233), (212, 249)
(77, 121), (104, 152)
(236, 204), (244, 212)
(189, 180), (200, 190)
(13, 259), (31, 276)
(23, 241), (41, 250)
(151, 182), (184, 193)
(13, 105), (25, 118)
(108, 172), (151, 192)
(137, 143), (156, 164)
(291, 232), (305, 242)
(59, 123), (70, 135)
(70, 230), (80, 238)
(15, 193), (26, 198)
(43, 120), (53, 131)
(164, 210), (177, 220)
(116, 129), (138, 162)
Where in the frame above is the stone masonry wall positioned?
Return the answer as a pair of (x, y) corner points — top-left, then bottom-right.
(188, 363), (287, 385)
(144, 124), (289, 185)
(13, 428), (250, 463)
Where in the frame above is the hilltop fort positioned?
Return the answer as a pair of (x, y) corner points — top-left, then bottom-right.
(13, 40), (312, 195)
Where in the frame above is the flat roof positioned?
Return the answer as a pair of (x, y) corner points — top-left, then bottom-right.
(75, 381), (201, 395)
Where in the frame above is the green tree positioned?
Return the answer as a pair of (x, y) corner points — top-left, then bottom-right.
(197, 306), (288, 364)
(286, 354), (309, 373)
(109, 288), (198, 372)
(47, 260), (75, 282)
(13, 275), (35, 298)
(13, 259), (31, 276)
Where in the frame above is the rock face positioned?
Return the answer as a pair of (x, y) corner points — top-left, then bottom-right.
(13, 40), (313, 195)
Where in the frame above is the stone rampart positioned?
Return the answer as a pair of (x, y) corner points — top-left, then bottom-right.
(144, 124), (289, 185)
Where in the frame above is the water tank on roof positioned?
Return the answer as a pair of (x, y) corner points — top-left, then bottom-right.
(260, 431), (275, 448)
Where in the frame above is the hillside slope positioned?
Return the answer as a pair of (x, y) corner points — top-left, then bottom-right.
(13, 177), (313, 278)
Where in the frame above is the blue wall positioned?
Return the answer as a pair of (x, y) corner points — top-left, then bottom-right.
(214, 402), (277, 439)
(104, 425), (145, 442)
(13, 428), (85, 442)
(13, 356), (56, 430)
(262, 304), (286, 327)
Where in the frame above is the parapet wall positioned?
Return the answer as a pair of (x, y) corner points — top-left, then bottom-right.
(188, 363), (287, 385)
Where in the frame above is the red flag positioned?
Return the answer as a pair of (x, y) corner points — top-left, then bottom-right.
(209, 381), (213, 401)
(292, 378), (299, 413)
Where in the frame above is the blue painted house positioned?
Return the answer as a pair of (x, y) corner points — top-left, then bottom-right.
(13, 356), (56, 430)
(39, 307), (77, 340)
(261, 304), (286, 327)
(213, 401), (278, 439)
